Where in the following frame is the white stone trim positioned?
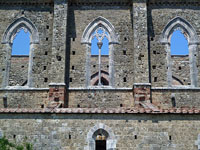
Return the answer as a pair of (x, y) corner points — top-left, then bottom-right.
(85, 123), (117, 150)
(81, 16), (119, 44)
(2, 17), (39, 44)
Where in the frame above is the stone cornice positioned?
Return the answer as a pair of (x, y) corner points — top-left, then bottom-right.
(69, 0), (131, 6)
(0, 0), (53, 6)
(148, 0), (200, 6)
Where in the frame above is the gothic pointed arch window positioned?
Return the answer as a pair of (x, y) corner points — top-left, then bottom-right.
(161, 17), (200, 87)
(82, 16), (119, 88)
(2, 17), (39, 88)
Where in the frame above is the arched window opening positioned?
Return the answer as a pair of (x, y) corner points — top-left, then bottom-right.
(2, 17), (39, 88)
(86, 123), (117, 150)
(12, 28), (30, 55)
(93, 129), (108, 150)
(82, 16), (119, 88)
(90, 27), (109, 86)
(170, 30), (190, 86)
(161, 17), (199, 87)
(9, 28), (30, 86)
(170, 30), (189, 55)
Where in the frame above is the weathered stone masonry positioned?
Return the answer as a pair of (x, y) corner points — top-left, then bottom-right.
(0, 0), (200, 149)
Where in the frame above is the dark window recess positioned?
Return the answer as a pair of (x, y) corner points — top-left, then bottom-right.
(43, 66), (47, 70)
(120, 104), (123, 107)
(70, 78), (72, 82)
(46, 37), (48, 41)
(44, 78), (48, 82)
(179, 66), (181, 70)
(123, 50), (126, 55)
(123, 77), (127, 82)
(72, 66), (75, 70)
(77, 104), (80, 108)
(2, 68), (5, 71)
(96, 140), (106, 150)
(46, 25), (49, 29)
(124, 37), (127, 41)
(169, 136), (172, 141)
(151, 37), (154, 41)
(56, 56), (62, 61)
(72, 51), (76, 55)
(93, 65), (96, 68)
(21, 65), (24, 68)
(154, 77), (157, 82)
(69, 134), (71, 139)
(153, 51), (156, 54)
(21, 11), (24, 14)
(54, 97), (59, 102)
(3, 96), (7, 108)
(135, 135), (137, 139)
(45, 51), (48, 55)
(13, 135), (16, 139)
(152, 65), (156, 69)
(171, 97), (176, 107)
(21, 80), (27, 86)
(41, 104), (44, 108)
(73, 38), (75, 41)
(107, 65), (109, 68)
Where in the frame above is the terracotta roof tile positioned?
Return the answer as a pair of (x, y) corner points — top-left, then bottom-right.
(0, 108), (199, 114)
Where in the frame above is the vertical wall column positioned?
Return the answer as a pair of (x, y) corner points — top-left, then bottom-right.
(2, 43), (11, 88)
(49, 0), (68, 107)
(132, 0), (151, 106)
(132, 0), (149, 83)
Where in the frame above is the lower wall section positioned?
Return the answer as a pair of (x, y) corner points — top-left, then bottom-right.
(68, 90), (134, 108)
(0, 90), (49, 108)
(0, 113), (199, 150)
(152, 89), (200, 109)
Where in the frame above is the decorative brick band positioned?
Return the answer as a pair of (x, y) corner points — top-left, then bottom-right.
(133, 84), (151, 107)
(48, 83), (66, 108)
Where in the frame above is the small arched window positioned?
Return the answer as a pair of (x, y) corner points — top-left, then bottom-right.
(94, 129), (108, 150)
(86, 123), (117, 150)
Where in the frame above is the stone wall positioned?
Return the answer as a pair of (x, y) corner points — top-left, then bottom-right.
(68, 4), (134, 88)
(171, 56), (190, 86)
(0, 3), (53, 88)
(152, 89), (200, 109)
(0, 113), (199, 150)
(148, 2), (200, 87)
(0, 90), (49, 108)
(9, 56), (29, 86)
(68, 89), (133, 108)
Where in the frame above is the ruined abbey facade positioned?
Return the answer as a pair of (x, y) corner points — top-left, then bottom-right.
(1, 0), (200, 149)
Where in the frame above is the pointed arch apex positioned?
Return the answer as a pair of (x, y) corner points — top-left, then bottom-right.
(81, 16), (119, 44)
(161, 16), (199, 44)
(2, 16), (39, 44)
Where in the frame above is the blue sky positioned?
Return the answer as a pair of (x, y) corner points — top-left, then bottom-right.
(12, 29), (30, 55)
(12, 29), (188, 56)
(170, 30), (188, 55)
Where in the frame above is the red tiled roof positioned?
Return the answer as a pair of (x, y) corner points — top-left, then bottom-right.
(0, 108), (199, 114)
